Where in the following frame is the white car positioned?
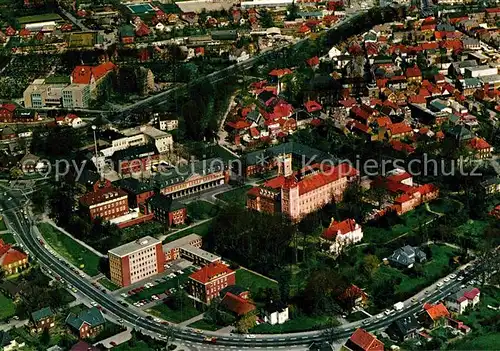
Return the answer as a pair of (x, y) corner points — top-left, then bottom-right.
(121, 293), (128, 298)
(90, 301), (98, 307)
(154, 318), (162, 323)
(444, 277), (450, 283)
(377, 314), (383, 319)
(437, 282), (444, 287)
(457, 276), (464, 281)
(245, 334), (256, 338)
(450, 274), (457, 279)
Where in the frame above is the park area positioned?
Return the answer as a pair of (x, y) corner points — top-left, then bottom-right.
(186, 201), (219, 220)
(250, 314), (334, 334)
(0, 292), (16, 321)
(17, 13), (62, 24)
(37, 223), (101, 277)
(163, 220), (212, 243)
(98, 277), (121, 291)
(147, 302), (200, 323)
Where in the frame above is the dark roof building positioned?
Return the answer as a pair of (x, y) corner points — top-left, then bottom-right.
(386, 315), (421, 342)
(388, 245), (427, 268)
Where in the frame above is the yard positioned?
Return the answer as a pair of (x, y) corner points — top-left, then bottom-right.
(0, 292), (16, 321)
(98, 277), (121, 291)
(186, 201), (219, 220)
(364, 205), (438, 244)
(215, 185), (252, 208)
(147, 303), (201, 323)
(454, 219), (489, 246)
(121, 221), (165, 245)
(235, 268), (278, 297)
(163, 220), (213, 243)
(37, 223), (101, 277)
(427, 198), (463, 215)
(250, 314), (335, 334)
(0, 217), (7, 231)
(448, 332), (500, 350)
(188, 319), (220, 331)
(457, 285), (500, 332)
(0, 232), (16, 244)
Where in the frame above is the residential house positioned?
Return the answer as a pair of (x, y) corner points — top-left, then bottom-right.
(387, 245), (426, 269)
(65, 307), (105, 339)
(458, 78), (482, 96)
(387, 122), (412, 139)
(321, 218), (363, 256)
(263, 301), (289, 325)
(468, 138), (493, 159)
(341, 328), (384, 351)
(18, 153), (41, 173)
(445, 286), (480, 314)
(0, 331), (25, 351)
(31, 307), (55, 333)
(338, 285), (368, 309)
(146, 194), (187, 227)
(406, 65), (422, 85)
(220, 292), (256, 317)
(219, 285), (249, 300)
(418, 302), (450, 329)
(386, 315), (422, 342)
(0, 239), (28, 275)
(0, 103), (16, 123)
(447, 318), (472, 334)
(120, 25), (135, 44)
(481, 177), (500, 194)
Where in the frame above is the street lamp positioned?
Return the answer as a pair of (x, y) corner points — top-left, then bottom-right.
(92, 125), (98, 159)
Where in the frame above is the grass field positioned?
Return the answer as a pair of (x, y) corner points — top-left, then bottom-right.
(163, 220), (212, 243)
(188, 319), (220, 331)
(428, 198), (463, 215)
(114, 340), (155, 351)
(455, 219), (489, 245)
(215, 185), (252, 208)
(147, 303), (200, 323)
(0, 292), (16, 321)
(98, 277), (121, 291)
(250, 314), (334, 334)
(0, 232), (16, 244)
(37, 223), (101, 277)
(187, 201), (219, 220)
(17, 13), (62, 24)
(0, 218), (7, 231)
(236, 268), (277, 297)
(68, 32), (96, 48)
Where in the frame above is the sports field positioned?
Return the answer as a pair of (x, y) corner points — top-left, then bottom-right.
(17, 13), (62, 24)
(127, 3), (155, 14)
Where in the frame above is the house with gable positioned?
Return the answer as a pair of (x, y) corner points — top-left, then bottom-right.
(386, 315), (422, 342)
(65, 307), (105, 339)
(341, 328), (384, 351)
(445, 286), (480, 314)
(418, 302), (450, 329)
(321, 218), (363, 255)
(387, 245), (427, 269)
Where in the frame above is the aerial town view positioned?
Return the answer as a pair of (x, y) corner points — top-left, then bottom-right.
(1, 0), (500, 349)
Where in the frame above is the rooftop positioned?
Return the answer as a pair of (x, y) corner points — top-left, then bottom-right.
(180, 245), (220, 263)
(189, 262), (234, 284)
(162, 233), (202, 251)
(108, 236), (160, 257)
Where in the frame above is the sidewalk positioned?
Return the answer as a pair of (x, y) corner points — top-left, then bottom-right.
(41, 219), (105, 258)
(178, 313), (204, 327)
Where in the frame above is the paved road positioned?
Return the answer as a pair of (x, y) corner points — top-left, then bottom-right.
(1, 181), (492, 349)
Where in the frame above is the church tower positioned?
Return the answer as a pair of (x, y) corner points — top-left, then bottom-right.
(277, 153), (293, 177)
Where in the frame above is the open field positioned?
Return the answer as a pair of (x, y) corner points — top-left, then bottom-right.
(188, 319), (220, 331)
(37, 223), (101, 277)
(147, 303), (200, 323)
(215, 185), (252, 208)
(98, 277), (121, 291)
(0, 218), (7, 231)
(0, 292), (16, 321)
(187, 200), (219, 220)
(0, 232), (16, 244)
(235, 268), (277, 296)
(250, 314), (334, 334)
(17, 13), (62, 24)
(427, 198), (463, 215)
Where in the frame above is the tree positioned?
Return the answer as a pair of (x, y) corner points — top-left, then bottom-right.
(362, 255), (380, 277)
(299, 269), (349, 315)
(10, 167), (23, 180)
(235, 311), (257, 333)
(40, 328), (51, 346)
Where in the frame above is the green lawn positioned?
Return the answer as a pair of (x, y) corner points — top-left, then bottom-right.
(208, 144), (238, 162)
(113, 340), (155, 351)
(236, 268), (277, 297)
(346, 311), (368, 322)
(188, 319), (220, 331)
(378, 245), (458, 296)
(0, 218), (7, 231)
(457, 285), (500, 331)
(0, 232), (16, 244)
(121, 221), (165, 244)
(364, 205), (438, 244)
(0, 292), (16, 321)
(428, 198), (463, 215)
(215, 185), (252, 208)
(187, 201), (219, 220)
(163, 220), (213, 243)
(37, 223), (101, 277)
(126, 267), (197, 303)
(98, 277), (121, 291)
(147, 303), (201, 323)
(250, 314), (334, 334)
(455, 219), (489, 245)
(17, 13), (62, 24)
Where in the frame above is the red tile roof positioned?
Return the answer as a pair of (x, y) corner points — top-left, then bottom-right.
(298, 163), (358, 195)
(71, 62), (116, 85)
(409, 95), (427, 104)
(1, 103), (16, 112)
(406, 65), (422, 78)
(304, 100), (322, 113)
(322, 218), (359, 240)
(390, 140), (415, 154)
(423, 302), (450, 321)
(220, 292), (256, 316)
(79, 187), (127, 207)
(348, 328), (384, 351)
(463, 287), (480, 300)
(19, 28), (31, 37)
(298, 24), (311, 34)
(0, 240), (27, 267)
(227, 120), (251, 130)
(469, 137), (491, 150)
(268, 68), (292, 77)
(422, 42), (439, 50)
(306, 56), (319, 67)
(388, 122), (412, 135)
(376, 116), (392, 127)
(189, 262), (234, 284)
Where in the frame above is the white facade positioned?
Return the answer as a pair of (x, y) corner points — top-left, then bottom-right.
(324, 224), (363, 255)
(159, 119), (179, 131)
(264, 307), (289, 325)
(465, 66), (498, 78)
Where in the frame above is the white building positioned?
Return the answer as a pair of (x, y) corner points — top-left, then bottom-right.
(263, 303), (289, 325)
(321, 218), (363, 255)
(159, 118), (179, 131)
(465, 66), (498, 78)
(100, 126), (173, 157)
(446, 287), (480, 314)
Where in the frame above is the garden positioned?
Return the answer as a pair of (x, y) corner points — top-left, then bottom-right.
(0, 292), (16, 321)
(147, 302), (201, 324)
(186, 201), (219, 221)
(37, 223), (101, 277)
(215, 185), (252, 208)
(235, 268), (278, 297)
(163, 220), (213, 243)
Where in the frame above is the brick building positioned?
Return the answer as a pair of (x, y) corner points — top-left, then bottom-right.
(145, 194), (187, 226)
(0, 239), (28, 275)
(79, 183), (129, 221)
(188, 262), (235, 304)
(108, 236), (165, 287)
(111, 144), (159, 175)
(247, 155), (358, 221)
(65, 307), (105, 339)
(30, 307), (55, 333)
(113, 178), (155, 208)
(163, 233), (202, 262)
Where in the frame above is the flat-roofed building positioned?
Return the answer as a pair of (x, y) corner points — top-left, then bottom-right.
(163, 234), (202, 262)
(23, 79), (66, 108)
(179, 245), (221, 266)
(108, 236), (165, 287)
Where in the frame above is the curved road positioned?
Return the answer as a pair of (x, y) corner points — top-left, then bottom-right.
(1, 187), (489, 349)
